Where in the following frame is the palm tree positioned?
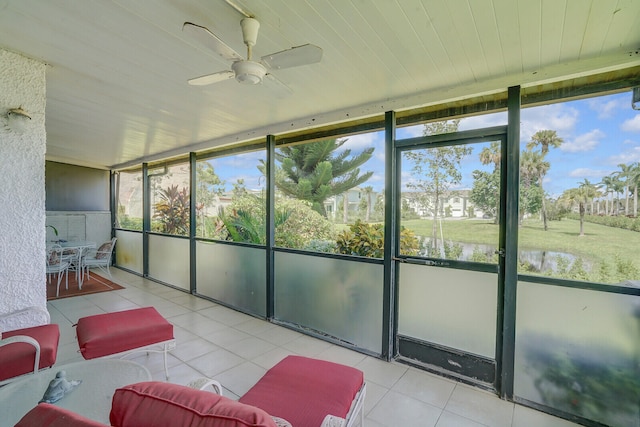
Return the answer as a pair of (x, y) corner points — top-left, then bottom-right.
(628, 162), (640, 217)
(614, 163), (635, 216)
(561, 179), (599, 236)
(362, 186), (374, 221)
(598, 174), (616, 215)
(610, 174), (625, 215)
(479, 141), (501, 223)
(519, 149), (549, 226)
(526, 130), (563, 230)
(479, 141), (501, 171)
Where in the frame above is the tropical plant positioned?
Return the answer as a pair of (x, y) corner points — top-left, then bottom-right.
(153, 184), (190, 235)
(218, 207), (289, 244)
(526, 130), (563, 230)
(335, 220), (419, 257)
(263, 138), (374, 217)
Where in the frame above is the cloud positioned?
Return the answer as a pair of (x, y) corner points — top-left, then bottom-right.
(607, 146), (640, 165)
(337, 132), (379, 152)
(459, 111), (507, 131)
(568, 168), (610, 179)
(588, 98), (623, 119)
(621, 115), (640, 132)
(559, 129), (604, 153)
(521, 104), (579, 142)
(397, 124), (423, 139)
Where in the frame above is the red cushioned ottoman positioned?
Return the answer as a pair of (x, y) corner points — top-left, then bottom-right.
(239, 355), (365, 427)
(76, 307), (173, 359)
(1, 324), (60, 383)
(75, 307), (175, 378)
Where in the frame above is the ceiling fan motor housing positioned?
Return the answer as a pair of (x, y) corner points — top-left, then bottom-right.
(232, 60), (266, 84)
(240, 18), (260, 47)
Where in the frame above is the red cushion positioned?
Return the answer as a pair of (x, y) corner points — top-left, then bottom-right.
(15, 403), (107, 427)
(76, 307), (173, 359)
(0, 324), (60, 382)
(110, 381), (277, 427)
(239, 356), (364, 427)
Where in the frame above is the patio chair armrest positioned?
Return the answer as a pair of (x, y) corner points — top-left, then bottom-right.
(321, 415), (346, 427)
(187, 377), (223, 395)
(0, 334), (42, 375)
(0, 334), (41, 350)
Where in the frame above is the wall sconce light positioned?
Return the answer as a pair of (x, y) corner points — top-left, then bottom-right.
(5, 107), (32, 133)
(633, 87), (640, 111)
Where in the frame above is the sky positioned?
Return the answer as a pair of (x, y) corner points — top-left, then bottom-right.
(207, 90), (640, 198)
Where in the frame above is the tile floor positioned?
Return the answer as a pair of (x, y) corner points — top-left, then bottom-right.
(48, 268), (582, 427)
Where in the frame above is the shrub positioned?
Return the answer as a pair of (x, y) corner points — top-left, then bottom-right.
(336, 220), (419, 257)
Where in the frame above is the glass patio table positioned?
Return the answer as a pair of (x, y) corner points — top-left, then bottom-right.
(0, 359), (151, 425)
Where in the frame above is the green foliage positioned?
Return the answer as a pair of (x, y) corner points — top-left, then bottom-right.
(336, 220), (384, 257)
(566, 213), (640, 232)
(544, 198), (570, 222)
(304, 239), (338, 253)
(218, 207), (289, 244)
(46, 225), (58, 236)
(263, 138), (374, 216)
(336, 220), (419, 258)
(153, 185), (190, 236)
(470, 170), (499, 219)
(470, 245), (498, 263)
(118, 216), (143, 231)
(275, 197), (336, 249)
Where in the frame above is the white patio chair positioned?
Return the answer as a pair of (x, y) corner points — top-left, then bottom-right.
(61, 247), (82, 286)
(46, 245), (70, 297)
(82, 237), (117, 279)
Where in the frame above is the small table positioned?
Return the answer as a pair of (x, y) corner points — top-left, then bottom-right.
(0, 359), (151, 425)
(59, 240), (96, 286)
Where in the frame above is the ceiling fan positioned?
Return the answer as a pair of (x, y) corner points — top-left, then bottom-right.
(183, 17), (322, 86)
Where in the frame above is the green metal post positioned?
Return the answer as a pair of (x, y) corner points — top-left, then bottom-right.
(189, 152), (197, 294)
(501, 85), (521, 399)
(383, 110), (397, 360)
(142, 163), (150, 278)
(266, 135), (276, 318)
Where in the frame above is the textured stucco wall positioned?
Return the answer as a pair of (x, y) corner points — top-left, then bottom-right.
(0, 49), (47, 330)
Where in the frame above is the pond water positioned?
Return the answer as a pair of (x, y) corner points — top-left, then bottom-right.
(419, 239), (583, 274)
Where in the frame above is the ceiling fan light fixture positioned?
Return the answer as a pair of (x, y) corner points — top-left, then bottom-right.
(232, 60), (266, 85)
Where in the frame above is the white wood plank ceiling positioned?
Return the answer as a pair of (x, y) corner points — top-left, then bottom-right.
(1, 0), (639, 169)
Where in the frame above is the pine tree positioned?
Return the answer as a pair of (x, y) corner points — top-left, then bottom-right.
(265, 138), (374, 216)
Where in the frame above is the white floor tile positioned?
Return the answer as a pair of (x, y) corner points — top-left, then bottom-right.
(445, 384), (514, 427)
(392, 368), (456, 409)
(368, 390), (441, 427)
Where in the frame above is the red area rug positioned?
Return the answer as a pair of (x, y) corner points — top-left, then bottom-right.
(47, 271), (124, 300)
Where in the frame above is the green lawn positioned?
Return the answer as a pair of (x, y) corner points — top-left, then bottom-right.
(399, 217), (639, 283)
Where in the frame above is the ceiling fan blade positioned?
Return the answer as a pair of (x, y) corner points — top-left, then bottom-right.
(261, 44), (323, 70)
(183, 22), (244, 62)
(264, 73), (293, 96)
(188, 70), (235, 86)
